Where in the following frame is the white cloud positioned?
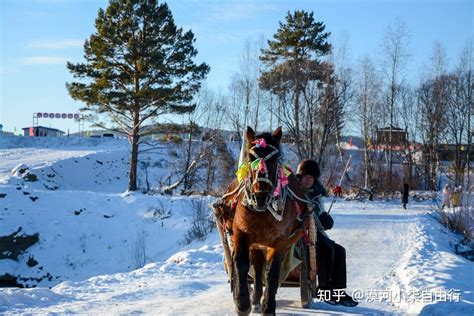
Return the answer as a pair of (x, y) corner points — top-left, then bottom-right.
(22, 56), (68, 65)
(28, 39), (83, 49)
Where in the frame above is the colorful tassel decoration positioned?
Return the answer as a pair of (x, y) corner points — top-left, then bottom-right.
(252, 138), (267, 148)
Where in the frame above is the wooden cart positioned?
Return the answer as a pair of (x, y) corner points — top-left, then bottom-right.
(213, 204), (317, 308)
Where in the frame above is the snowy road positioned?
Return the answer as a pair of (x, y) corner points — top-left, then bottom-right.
(3, 199), (472, 315)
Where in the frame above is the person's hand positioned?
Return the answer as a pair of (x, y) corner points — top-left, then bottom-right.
(319, 212), (334, 230)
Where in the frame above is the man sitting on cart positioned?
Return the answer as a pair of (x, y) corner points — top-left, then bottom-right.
(296, 159), (358, 307)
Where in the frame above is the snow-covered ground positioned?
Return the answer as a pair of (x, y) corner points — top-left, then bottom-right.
(1, 136), (473, 315)
(0, 136), (128, 184)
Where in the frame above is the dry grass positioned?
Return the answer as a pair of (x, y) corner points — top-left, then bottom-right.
(437, 207), (473, 239)
(435, 191), (474, 260)
(184, 197), (214, 244)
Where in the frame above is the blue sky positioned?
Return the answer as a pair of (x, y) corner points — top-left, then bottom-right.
(0, 0), (472, 134)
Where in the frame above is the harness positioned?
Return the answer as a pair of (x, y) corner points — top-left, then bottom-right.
(248, 141), (280, 189)
(239, 140), (282, 217)
(233, 138), (305, 222)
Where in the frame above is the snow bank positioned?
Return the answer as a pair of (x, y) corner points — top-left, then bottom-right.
(0, 180), (216, 287)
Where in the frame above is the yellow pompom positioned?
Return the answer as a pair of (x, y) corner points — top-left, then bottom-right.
(282, 164), (292, 176)
(236, 162), (249, 182)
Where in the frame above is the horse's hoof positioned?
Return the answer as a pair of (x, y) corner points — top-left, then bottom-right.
(261, 300), (276, 315)
(234, 297), (251, 316)
(234, 305), (251, 316)
(252, 304), (262, 313)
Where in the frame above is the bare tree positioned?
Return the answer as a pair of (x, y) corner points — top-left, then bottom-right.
(239, 39), (257, 130)
(444, 72), (471, 187)
(162, 88), (227, 194)
(226, 74), (246, 147)
(379, 19), (411, 189)
(299, 64), (330, 160)
(398, 83), (419, 186)
(355, 57), (382, 189)
(315, 64), (347, 167)
(327, 34), (353, 166)
(198, 90), (228, 193)
(417, 75), (449, 190)
(227, 37), (270, 141)
(180, 89), (208, 191)
(253, 35), (267, 132)
(431, 41), (449, 78)
(457, 41), (474, 189)
(415, 42), (451, 190)
(445, 43), (473, 186)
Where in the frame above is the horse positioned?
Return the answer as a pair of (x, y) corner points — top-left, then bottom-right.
(228, 126), (309, 315)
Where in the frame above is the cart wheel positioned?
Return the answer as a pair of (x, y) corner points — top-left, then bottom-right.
(299, 241), (312, 308)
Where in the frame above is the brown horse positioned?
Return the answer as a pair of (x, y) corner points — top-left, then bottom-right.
(230, 126), (308, 315)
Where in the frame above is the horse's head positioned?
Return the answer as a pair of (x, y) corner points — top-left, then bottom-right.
(245, 126), (282, 209)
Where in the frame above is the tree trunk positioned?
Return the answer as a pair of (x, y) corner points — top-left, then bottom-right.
(254, 87), (260, 132)
(431, 149), (438, 191)
(364, 140), (371, 189)
(206, 158), (214, 193)
(128, 113), (140, 191)
(388, 79), (395, 190)
(294, 81), (303, 160)
(128, 136), (139, 191)
(317, 127), (329, 167)
(466, 69), (472, 190)
(183, 124), (194, 191)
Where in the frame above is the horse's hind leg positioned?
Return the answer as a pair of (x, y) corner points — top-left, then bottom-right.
(262, 251), (283, 315)
(250, 249), (265, 313)
(232, 231), (251, 315)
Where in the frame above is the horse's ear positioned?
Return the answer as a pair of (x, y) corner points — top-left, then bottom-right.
(246, 126), (256, 143)
(272, 126), (282, 144)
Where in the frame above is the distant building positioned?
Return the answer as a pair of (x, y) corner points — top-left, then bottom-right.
(70, 130), (122, 138)
(376, 126), (408, 150)
(22, 126), (65, 137)
(435, 144), (474, 161)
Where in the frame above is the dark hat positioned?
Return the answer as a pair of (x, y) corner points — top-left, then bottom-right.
(296, 159), (321, 179)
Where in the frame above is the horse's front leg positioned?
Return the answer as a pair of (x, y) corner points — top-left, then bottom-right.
(232, 230), (251, 315)
(262, 249), (283, 315)
(250, 248), (265, 313)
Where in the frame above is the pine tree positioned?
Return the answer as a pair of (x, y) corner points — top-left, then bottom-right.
(260, 10), (331, 159)
(66, 0), (209, 191)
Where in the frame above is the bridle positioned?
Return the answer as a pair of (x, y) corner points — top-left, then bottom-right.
(232, 137), (311, 222)
(242, 140), (280, 212)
